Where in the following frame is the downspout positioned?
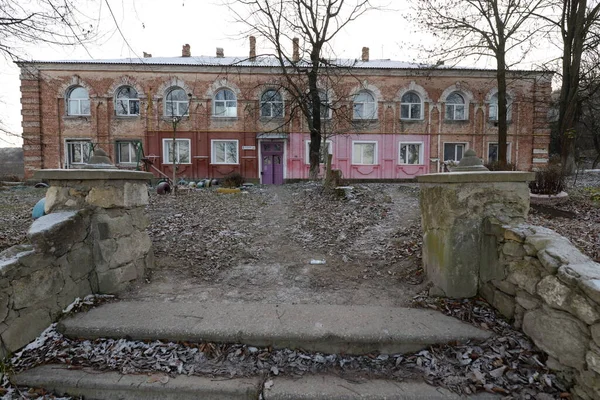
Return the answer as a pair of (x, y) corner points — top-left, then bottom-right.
(437, 103), (442, 172)
(36, 70), (44, 169)
(96, 101), (102, 145)
(56, 98), (63, 168)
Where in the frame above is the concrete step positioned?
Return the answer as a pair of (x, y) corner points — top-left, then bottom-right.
(13, 365), (498, 400)
(58, 301), (491, 355)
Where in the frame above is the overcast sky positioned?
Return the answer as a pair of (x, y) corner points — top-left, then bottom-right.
(0, 0), (555, 147)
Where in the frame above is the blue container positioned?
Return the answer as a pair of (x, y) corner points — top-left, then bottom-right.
(32, 198), (46, 220)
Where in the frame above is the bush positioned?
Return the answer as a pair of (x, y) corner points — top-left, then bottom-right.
(529, 163), (565, 195)
(222, 172), (244, 188)
(484, 161), (517, 171)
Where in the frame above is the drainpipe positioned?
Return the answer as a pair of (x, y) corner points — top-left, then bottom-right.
(56, 98), (63, 168)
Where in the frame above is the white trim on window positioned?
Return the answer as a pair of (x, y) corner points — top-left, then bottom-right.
(211, 139), (240, 164)
(115, 86), (140, 116)
(489, 92), (513, 122)
(443, 142), (468, 162)
(67, 87), (91, 116)
(487, 142), (512, 162)
(162, 138), (191, 164)
(445, 92), (467, 121)
(352, 90), (377, 120)
(260, 89), (284, 118)
(65, 139), (92, 166)
(213, 88), (238, 118)
(305, 140), (333, 164)
(164, 87), (189, 117)
(400, 92), (423, 120)
(352, 140), (378, 165)
(398, 142), (424, 165)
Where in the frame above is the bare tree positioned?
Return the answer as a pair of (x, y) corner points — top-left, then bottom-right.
(0, 0), (97, 61)
(228, 0), (373, 179)
(411, 0), (548, 168)
(540, 0), (600, 174)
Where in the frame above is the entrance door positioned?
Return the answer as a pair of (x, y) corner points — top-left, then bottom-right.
(261, 142), (284, 185)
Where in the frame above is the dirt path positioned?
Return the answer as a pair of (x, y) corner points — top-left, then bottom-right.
(122, 183), (428, 306)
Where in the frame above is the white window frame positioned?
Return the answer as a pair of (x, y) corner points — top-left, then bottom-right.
(352, 140), (378, 165)
(489, 93), (512, 122)
(116, 140), (140, 164)
(305, 140), (333, 164)
(164, 87), (189, 117)
(115, 86), (140, 116)
(260, 89), (284, 118)
(66, 139), (92, 165)
(445, 92), (467, 121)
(488, 142), (512, 163)
(400, 92), (423, 120)
(398, 141), (424, 165)
(213, 89), (238, 118)
(162, 138), (191, 164)
(211, 139), (239, 165)
(353, 90), (377, 120)
(67, 87), (91, 116)
(443, 142), (468, 162)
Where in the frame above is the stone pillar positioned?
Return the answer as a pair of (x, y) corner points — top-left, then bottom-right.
(417, 171), (534, 298)
(34, 167), (154, 293)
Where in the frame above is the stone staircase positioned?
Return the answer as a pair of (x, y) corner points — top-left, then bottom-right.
(12, 301), (496, 399)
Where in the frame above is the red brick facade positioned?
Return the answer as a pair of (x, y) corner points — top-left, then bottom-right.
(18, 56), (552, 181)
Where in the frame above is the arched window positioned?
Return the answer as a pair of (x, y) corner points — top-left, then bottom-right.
(165, 87), (189, 117)
(489, 93), (512, 121)
(400, 92), (422, 120)
(214, 88), (237, 117)
(260, 89), (284, 118)
(67, 87), (90, 116)
(308, 90), (332, 119)
(115, 86), (140, 116)
(445, 92), (466, 120)
(353, 90), (376, 119)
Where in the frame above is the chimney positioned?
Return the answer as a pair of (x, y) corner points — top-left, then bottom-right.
(216, 47), (224, 58)
(182, 44), (191, 57)
(292, 38), (299, 62)
(143, 52), (152, 58)
(249, 36), (256, 61)
(361, 47), (369, 62)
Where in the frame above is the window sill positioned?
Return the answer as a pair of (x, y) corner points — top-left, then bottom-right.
(211, 117), (238, 121)
(162, 162), (193, 165)
(64, 115), (91, 120)
(487, 120), (513, 127)
(400, 119), (424, 123)
(351, 163), (378, 166)
(161, 116), (189, 121)
(444, 119), (470, 124)
(352, 119), (378, 123)
(115, 115), (140, 119)
(210, 163), (240, 166)
(399, 163), (425, 166)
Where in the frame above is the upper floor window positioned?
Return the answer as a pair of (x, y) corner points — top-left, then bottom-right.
(309, 90), (332, 120)
(353, 90), (376, 119)
(261, 89), (284, 118)
(445, 92), (466, 121)
(489, 93), (512, 121)
(165, 87), (189, 117)
(214, 89), (237, 117)
(400, 92), (423, 120)
(115, 86), (140, 116)
(67, 87), (90, 116)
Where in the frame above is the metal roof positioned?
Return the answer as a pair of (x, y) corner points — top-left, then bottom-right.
(19, 55), (547, 74)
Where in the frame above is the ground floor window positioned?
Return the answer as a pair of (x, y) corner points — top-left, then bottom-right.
(443, 142), (466, 162)
(305, 140), (332, 164)
(399, 142), (424, 165)
(488, 142), (512, 162)
(212, 140), (239, 164)
(66, 140), (91, 165)
(116, 141), (141, 164)
(162, 138), (191, 164)
(352, 141), (377, 165)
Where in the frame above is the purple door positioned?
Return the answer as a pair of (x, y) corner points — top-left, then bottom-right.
(261, 142), (284, 185)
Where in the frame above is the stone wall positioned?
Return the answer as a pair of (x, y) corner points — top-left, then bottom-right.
(480, 222), (600, 400)
(0, 169), (153, 357)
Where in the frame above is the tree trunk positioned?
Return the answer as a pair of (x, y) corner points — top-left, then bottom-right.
(307, 49), (322, 180)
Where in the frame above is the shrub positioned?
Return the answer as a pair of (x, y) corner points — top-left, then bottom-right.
(484, 161), (517, 171)
(222, 172), (244, 188)
(529, 163), (565, 195)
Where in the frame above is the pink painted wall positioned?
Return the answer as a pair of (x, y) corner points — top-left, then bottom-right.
(287, 133), (430, 180)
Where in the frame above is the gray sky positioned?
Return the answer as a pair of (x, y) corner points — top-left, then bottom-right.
(0, 0), (555, 147)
